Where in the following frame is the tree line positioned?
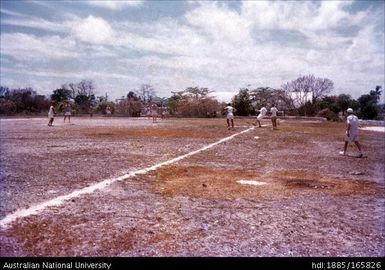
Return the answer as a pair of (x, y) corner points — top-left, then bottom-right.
(0, 75), (383, 120)
(232, 75), (383, 120)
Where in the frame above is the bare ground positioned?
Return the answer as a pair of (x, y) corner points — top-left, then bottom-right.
(0, 117), (384, 257)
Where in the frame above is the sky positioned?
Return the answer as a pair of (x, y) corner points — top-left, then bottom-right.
(0, 0), (384, 102)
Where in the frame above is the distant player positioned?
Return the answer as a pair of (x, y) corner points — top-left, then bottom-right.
(256, 106), (267, 128)
(89, 105), (94, 117)
(48, 101), (56, 126)
(105, 106), (112, 116)
(270, 104), (278, 129)
(151, 104), (158, 123)
(63, 102), (72, 123)
(224, 103), (235, 130)
(339, 108), (363, 158)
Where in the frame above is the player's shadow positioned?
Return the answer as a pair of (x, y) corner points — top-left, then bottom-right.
(345, 154), (367, 159)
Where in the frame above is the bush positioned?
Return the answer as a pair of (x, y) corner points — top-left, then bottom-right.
(0, 99), (17, 115)
(317, 108), (341, 121)
(357, 103), (379, 120)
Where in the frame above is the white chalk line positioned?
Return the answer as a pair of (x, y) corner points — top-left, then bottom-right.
(360, 126), (385, 133)
(0, 127), (255, 229)
(0, 118), (45, 122)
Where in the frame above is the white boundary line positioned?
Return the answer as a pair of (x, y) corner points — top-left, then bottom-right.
(0, 127), (254, 229)
(0, 118), (45, 121)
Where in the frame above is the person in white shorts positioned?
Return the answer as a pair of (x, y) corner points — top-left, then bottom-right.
(256, 106), (267, 127)
(225, 103), (235, 130)
(270, 104), (278, 129)
(63, 102), (72, 123)
(340, 108), (363, 158)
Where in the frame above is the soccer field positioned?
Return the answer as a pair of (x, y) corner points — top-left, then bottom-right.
(0, 117), (384, 256)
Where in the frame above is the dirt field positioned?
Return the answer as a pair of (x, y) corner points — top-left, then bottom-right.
(0, 116), (384, 257)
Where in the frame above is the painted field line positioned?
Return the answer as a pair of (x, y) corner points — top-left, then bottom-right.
(0, 127), (254, 229)
(0, 118), (44, 122)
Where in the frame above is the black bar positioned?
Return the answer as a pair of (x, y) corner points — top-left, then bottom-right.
(0, 257), (384, 270)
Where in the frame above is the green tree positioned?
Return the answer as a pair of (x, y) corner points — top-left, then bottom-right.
(336, 94), (352, 115)
(168, 93), (182, 116)
(0, 99), (16, 115)
(357, 86), (382, 119)
(62, 80), (96, 113)
(369, 85), (382, 103)
(358, 94), (378, 119)
(127, 91), (139, 101)
(51, 88), (72, 103)
(319, 96), (340, 114)
(249, 87), (274, 108)
(232, 88), (253, 116)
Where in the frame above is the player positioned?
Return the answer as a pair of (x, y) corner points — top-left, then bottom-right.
(270, 104), (278, 129)
(224, 103), (236, 130)
(48, 101), (56, 126)
(63, 102), (72, 123)
(256, 106), (267, 128)
(339, 108), (363, 158)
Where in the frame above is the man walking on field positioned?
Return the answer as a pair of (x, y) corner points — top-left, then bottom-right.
(340, 108), (363, 158)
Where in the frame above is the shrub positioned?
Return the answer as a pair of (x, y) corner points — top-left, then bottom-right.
(317, 108), (341, 121)
(0, 99), (17, 115)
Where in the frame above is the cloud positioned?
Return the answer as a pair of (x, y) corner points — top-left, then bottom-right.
(69, 15), (115, 44)
(1, 66), (137, 80)
(0, 8), (29, 17)
(0, 8), (68, 32)
(86, 0), (143, 10)
(185, 2), (252, 45)
(241, 1), (365, 32)
(0, 33), (79, 61)
(1, 17), (67, 33)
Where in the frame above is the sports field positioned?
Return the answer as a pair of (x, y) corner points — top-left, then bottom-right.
(0, 117), (384, 256)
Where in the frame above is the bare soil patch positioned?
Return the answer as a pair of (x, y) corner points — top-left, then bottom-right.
(151, 166), (382, 200)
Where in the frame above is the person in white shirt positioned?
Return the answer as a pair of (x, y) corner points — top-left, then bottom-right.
(270, 104), (278, 129)
(340, 108), (363, 158)
(256, 106), (267, 128)
(225, 103), (235, 130)
(48, 101), (56, 126)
